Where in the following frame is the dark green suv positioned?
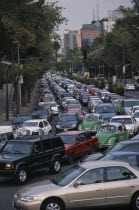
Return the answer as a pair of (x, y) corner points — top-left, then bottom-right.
(0, 136), (65, 184)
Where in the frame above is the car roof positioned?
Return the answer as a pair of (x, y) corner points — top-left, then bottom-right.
(124, 99), (139, 101)
(111, 115), (132, 119)
(101, 122), (124, 127)
(9, 135), (59, 143)
(96, 103), (113, 107)
(80, 160), (130, 170)
(57, 131), (96, 135)
(24, 119), (46, 123)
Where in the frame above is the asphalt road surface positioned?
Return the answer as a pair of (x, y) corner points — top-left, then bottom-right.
(0, 89), (137, 210)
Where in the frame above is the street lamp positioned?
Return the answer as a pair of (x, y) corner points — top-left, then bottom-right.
(123, 64), (130, 84)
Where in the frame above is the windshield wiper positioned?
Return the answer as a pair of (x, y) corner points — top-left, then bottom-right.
(2, 151), (11, 154)
(13, 151), (24, 154)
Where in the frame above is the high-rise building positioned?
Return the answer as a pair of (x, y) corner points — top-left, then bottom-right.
(63, 30), (79, 55)
(81, 21), (102, 47)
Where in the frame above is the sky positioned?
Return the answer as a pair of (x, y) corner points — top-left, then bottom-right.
(48, 0), (132, 38)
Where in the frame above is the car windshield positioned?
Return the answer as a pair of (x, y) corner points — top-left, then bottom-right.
(134, 112), (139, 118)
(51, 165), (85, 186)
(111, 118), (132, 124)
(84, 115), (98, 121)
(40, 97), (54, 102)
(67, 105), (80, 110)
(51, 103), (56, 107)
(59, 116), (76, 122)
(22, 122), (38, 127)
(95, 106), (115, 113)
(2, 142), (32, 154)
(60, 135), (74, 144)
(100, 154), (114, 160)
(124, 101), (139, 107)
(83, 95), (89, 99)
(32, 110), (47, 115)
(99, 125), (116, 132)
(14, 116), (31, 123)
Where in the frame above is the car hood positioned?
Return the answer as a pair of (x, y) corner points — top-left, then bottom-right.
(125, 124), (134, 130)
(58, 121), (77, 128)
(17, 180), (61, 197)
(96, 133), (115, 144)
(100, 113), (116, 120)
(82, 121), (98, 129)
(0, 153), (30, 163)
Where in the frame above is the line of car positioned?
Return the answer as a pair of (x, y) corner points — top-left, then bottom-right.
(1, 73), (139, 210)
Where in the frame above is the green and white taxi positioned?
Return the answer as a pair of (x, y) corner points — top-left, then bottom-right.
(96, 122), (130, 149)
(78, 113), (104, 131)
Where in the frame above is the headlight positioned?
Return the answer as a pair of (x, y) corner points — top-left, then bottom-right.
(56, 125), (61, 129)
(108, 139), (113, 144)
(71, 124), (76, 128)
(20, 196), (38, 202)
(78, 127), (82, 130)
(5, 163), (14, 169)
(33, 129), (39, 132)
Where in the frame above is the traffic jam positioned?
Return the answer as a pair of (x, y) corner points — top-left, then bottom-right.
(1, 74), (139, 210)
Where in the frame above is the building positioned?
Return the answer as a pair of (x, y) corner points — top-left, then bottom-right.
(81, 21), (102, 47)
(63, 30), (80, 55)
(101, 10), (123, 34)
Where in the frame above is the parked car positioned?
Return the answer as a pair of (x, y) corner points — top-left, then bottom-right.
(78, 113), (104, 131)
(56, 113), (81, 133)
(110, 115), (139, 136)
(14, 119), (52, 138)
(57, 131), (98, 164)
(13, 160), (139, 210)
(96, 122), (129, 149)
(0, 136), (65, 184)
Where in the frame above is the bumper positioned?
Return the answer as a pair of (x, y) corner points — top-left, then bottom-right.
(13, 200), (41, 210)
(98, 144), (113, 149)
(0, 169), (15, 177)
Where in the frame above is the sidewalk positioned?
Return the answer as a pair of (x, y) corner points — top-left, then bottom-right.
(0, 80), (39, 125)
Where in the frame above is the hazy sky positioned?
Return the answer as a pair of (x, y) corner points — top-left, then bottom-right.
(48, 0), (132, 37)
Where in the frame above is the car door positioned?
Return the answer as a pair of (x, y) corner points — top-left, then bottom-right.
(105, 166), (137, 205)
(68, 168), (105, 208)
(43, 120), (50, 135)
(29, 141), (44, 171)
(42, 139), (53, 165)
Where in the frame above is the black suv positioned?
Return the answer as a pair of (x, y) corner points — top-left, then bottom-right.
(0, 136), (65, 184)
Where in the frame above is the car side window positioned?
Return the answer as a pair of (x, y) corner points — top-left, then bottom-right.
(79, 134), (86, 142)
(42, 140), (52, 151)
(76, 168), (104, 185)
(51, 137), (62, 148)
(118, 126), (123, 133)
(122, 125), (126, 132)
(33, 142), (42, 154)
(106, 167), (136, 182)
(43, 121), (48, 126)
(39, 122), (44, 128)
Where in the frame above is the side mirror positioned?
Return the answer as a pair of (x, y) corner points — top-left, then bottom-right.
(73, 181), (82, 188)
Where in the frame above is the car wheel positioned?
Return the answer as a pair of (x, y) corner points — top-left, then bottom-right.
(67, 153), (74, 164)
(41, 198), (65, 210)
(131, 192), (139, 210)
(15, 167), (28, 185)
(49, 159), (61, 174)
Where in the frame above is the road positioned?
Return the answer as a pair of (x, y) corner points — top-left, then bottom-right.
(0, 89), (138, 210)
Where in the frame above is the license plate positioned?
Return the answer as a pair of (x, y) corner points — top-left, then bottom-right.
(85, 128), (90, 130)
(64, 128), (68, 131)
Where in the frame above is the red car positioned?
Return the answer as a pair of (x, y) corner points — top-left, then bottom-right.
(57, 131), (98, 164)
(64, 104), (81, 113)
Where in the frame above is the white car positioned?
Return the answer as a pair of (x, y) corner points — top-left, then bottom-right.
(14, 119), (52, 138)
(131, 106), (139, 115)
(110, 115), (138, 136)
(124, 84), (135, 91)
(50, 103), (59, 115)
(133, 111), (139, 125)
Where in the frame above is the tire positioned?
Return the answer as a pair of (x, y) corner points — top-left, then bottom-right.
(67, 153), (74, 164)
(41, 198), (65, 210)
(15, 167), (28, 185)
(131, 192), (139, 210)
(49, 158), (61, 174)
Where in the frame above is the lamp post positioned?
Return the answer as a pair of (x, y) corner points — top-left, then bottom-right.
(123, 64), (130, 84)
